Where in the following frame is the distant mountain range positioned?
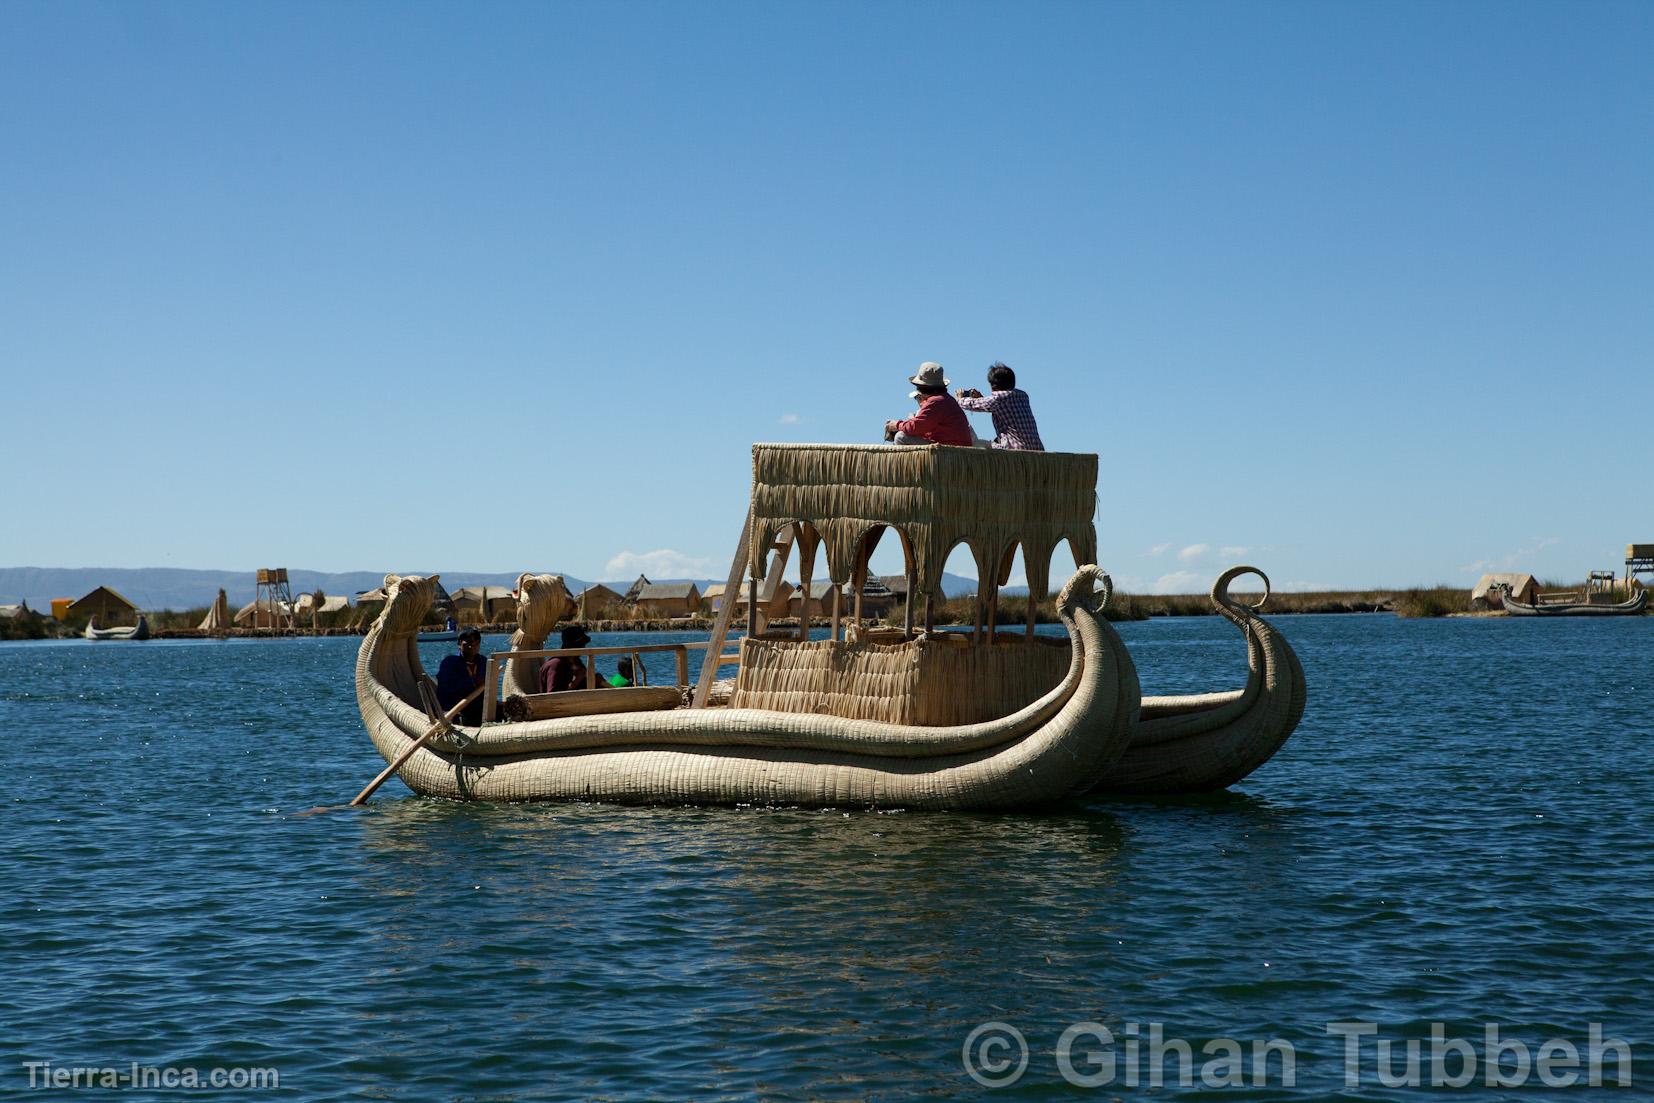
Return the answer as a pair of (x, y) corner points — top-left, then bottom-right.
(0, 567), (983, 611)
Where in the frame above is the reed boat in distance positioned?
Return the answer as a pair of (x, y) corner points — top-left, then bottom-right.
(355, 443), (1307, 809)
(85, 614), (150, 641)
(1500, 588), (1647, 617)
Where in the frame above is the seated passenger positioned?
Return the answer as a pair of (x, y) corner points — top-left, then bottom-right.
(540, 624), (593, 692)
(956, 361), (1044, 451)
(435, 627), (488, 725)
(883, 362), (972, 447)
(606, 657), (635, 688)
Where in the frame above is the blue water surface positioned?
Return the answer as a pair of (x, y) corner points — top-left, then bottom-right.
(2, 614), (1650, 1100)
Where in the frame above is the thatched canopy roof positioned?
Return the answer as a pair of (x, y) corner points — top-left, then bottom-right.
(748, 443), (1097, 602)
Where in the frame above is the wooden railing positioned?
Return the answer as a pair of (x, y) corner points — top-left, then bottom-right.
(482, 641), (741, 721)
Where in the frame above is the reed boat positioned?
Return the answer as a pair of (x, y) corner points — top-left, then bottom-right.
(1501, 588), (1647, 617)
(85, 614), (149, 641)
(355, 443), (1307, 808)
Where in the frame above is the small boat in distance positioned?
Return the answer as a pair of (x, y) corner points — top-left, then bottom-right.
(1501, 588), (1647, 617)
(85, 614), (150, 641)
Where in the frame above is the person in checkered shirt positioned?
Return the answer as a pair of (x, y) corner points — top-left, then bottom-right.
(955, 362), (1045, 451)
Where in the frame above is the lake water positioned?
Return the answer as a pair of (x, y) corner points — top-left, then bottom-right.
(3, 614), (1649, 1099)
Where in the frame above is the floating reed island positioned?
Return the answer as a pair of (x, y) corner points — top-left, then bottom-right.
(354, 443), (1306, 810)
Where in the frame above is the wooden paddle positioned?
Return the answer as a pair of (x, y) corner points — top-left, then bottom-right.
(348, 683), (485, 807)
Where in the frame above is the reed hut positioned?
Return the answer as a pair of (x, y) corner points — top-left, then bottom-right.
(68, 586), (140, 627)
(632, 582), (701, 618)
(235, 598), (292, 628)
(354, 588), (387, 623)
(787, 581), (845, 618)
(452, 586), (516, 624)
(1470, 573), (1538, 610)
(734, 579), (794, 619)
(700, 583), (727, 615)
(575, 584), (623, 621)
(198, 589), (231, 631)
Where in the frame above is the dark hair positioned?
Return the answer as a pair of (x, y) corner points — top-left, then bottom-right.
(914, 382), (948, 397)
(987, 362), (1016, 390)
(458, 627), (482, 643)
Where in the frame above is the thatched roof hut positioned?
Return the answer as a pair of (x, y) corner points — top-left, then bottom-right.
(633, 582), (701, 618)
(787, 581), (846, 618)
(1471, 573), (1538, 610)
(198, 589), (231, 631)
(68, 586), (140, 626)
(452, 586), (516, 624)
(235, 598), (292, 628)
(576, 584), (623, 620)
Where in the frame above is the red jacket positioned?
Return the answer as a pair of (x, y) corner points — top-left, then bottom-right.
(897, 395), (972, 447)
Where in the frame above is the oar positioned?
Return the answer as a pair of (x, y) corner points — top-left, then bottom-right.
(348, 683), (486, 807)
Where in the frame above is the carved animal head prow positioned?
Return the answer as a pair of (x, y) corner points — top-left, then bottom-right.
(380, 573), (440, 633)
(515, 572), (574, 640)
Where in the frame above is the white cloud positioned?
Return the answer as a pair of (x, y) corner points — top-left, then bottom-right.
(1461, 536), (1562, 575)
(1147, 543), (1171, 557)
(1219, 545), (1249, 559)
(779, 413), (800, 424)
(1150, 570), (1206, 594)
(1177, 543), (1211, 563)
(604, 548), (720, 579)
(1282, 579), (1331, 592)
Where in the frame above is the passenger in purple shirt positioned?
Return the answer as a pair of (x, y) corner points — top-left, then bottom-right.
(956, 362), (1045, 451)
(540, 624), (594, 692)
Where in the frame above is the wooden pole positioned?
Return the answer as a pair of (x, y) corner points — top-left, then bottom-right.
(674, 646), (687, 688)
(350, 683), (485, 806)
(830, 585), (842, 641)
(693, 510), (753, 709)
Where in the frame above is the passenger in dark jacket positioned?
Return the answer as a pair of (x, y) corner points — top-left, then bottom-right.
(436, 627), (487, 725)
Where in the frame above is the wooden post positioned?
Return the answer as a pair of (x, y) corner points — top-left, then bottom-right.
(830, 585), (842, 641)
(674, 646), (687, 688)
(585, 649), (596, 689)
(746, 577), (758, 638)
(903, 562), (917, 638)
(924, 593), (934, 634)
(986, 584), (998, 645)
(693, 510), (753, 709)
(483, 654), (500, 722)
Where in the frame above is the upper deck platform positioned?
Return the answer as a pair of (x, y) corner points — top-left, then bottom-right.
(747, 443), (1098, 601)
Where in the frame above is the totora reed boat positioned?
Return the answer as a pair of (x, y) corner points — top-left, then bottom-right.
(85, 614), (150, 641)
(356, 443), (1306, 809)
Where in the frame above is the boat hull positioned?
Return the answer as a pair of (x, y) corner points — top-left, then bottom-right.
(85, 615), (149, 641)
(1503, 590), (1647, 616)
(356, 568), (1137, 810)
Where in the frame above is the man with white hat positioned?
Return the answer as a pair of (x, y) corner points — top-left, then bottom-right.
(883, 362), (973, 447)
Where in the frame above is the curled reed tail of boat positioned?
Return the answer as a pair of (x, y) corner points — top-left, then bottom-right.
(1090, 564), (1306, 794)
(354, 567), (1135, 810)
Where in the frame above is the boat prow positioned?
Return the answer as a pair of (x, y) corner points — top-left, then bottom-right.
(1090, 567), (1306, 795)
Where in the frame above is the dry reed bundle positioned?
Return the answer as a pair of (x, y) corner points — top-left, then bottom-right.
(730, 635), (1070, 726)
(748, 444), (1097, 606)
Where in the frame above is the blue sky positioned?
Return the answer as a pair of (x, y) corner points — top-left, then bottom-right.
(2, 0), (1649, 593)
